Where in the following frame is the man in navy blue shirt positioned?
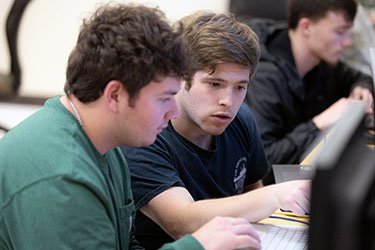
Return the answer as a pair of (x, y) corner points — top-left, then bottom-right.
(122, 11), (310, 250)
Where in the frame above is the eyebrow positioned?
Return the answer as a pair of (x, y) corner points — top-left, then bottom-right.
(203, 77), (250, 84)
(160, 90), (179, 95)
(336, 24), (352, 30)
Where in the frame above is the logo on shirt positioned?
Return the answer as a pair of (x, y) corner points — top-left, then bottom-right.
(129, 216), (132, 232)
(233, 157), (247, 194)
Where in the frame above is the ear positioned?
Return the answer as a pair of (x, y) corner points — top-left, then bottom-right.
(298, 17), (312, 36)
(102, 80), (128, 113)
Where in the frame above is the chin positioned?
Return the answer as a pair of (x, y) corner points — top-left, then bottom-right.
(124, 137), (156, 148)
(143, 136), (158, 147)
(324, 56), (340, 66)
(209, 128), (226, 136)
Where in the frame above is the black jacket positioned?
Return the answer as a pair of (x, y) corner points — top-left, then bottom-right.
(244, 19), (373, 166)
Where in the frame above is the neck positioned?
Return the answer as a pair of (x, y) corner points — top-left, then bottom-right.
(60, 95), (115, 155)
(288, 29), (320, 78)
(171, 118), (214, 150)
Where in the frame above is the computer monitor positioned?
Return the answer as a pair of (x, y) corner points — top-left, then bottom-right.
(308, 102), (375, 250)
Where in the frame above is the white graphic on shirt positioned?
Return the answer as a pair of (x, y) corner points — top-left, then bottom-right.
(129, 216), (132, 232)
(233, 157), (247, 194)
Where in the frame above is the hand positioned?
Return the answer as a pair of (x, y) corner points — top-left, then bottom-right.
(312, 98), (352, 131)
(349, 86), (374, 114)
(192, 216), (261, 250)
(273, 180), (311, 216)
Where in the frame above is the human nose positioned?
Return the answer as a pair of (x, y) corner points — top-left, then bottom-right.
(218, 88), (233, 107)
(342, 32), (352, 48)
(166, 98), (180, 120)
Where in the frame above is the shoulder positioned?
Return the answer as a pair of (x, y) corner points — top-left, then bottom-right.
(230, 104), (259, 135)
(120, 126), (179, 165)
(251, 60), (294, 96)
(236, 104), (256, 122)
(256, 57), (296, 83)
(249, 60), (299, 102)
(1, 175), (117, 249)
(243, 18), (287, 45)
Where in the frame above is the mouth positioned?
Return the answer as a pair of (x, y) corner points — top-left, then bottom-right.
(212, 113), (232, 121)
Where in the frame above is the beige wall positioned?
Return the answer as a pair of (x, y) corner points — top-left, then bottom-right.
(0, 0), (229, 98)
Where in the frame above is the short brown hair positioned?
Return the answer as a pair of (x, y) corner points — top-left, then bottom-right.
(64, 3), (190, 104)
(288, 0), (357, 30)
(179, 11), (260, 89)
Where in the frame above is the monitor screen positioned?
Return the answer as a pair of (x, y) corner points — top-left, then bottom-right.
(308, 102), (375, 250)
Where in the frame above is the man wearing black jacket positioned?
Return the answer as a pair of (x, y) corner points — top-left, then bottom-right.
(245, 0), (374, 184)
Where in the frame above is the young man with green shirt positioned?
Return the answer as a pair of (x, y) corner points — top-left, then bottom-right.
(0, 3), (261, 250)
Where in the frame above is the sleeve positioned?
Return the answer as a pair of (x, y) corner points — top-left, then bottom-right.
(158, 234), (203, 250)
(121, 141), (184, 210)
(246, 62), (320, 164)
(3, 177), (119, 250)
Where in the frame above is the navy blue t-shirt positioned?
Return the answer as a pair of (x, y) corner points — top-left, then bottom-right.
(121, 104), (269, 249)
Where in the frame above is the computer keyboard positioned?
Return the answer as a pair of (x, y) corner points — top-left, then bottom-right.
(255, 224), (308, 250)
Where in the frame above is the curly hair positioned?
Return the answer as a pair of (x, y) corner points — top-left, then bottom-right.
(288, 0), (357, 30)
(64, 3), (190, 104)
(179, 11), (260, 89)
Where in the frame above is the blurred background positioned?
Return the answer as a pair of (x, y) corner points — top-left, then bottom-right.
(0, 0), (229, 99)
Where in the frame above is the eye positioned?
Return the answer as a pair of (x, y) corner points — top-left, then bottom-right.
(208, 82), (220, 87)
(335, 29), (347, 36)
(235, 85), (247, 91)
(159, 98), (170, 103)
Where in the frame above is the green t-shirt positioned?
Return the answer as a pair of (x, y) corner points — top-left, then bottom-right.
(0, 96), (202, 250)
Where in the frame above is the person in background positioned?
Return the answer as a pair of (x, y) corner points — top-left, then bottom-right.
(0, 3), (262, 250)
(121, 11), (310, 250)
(340, 3), (375, 76)
(244, 0), (374, 184)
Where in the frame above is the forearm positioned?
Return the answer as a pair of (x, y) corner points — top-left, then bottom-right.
(142, 186), (280, 239)
(183, 186), (280, 224)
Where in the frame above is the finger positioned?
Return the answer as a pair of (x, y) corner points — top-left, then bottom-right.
(295, 186), (311, 215)
(349, 89), (361, 99)
(361, 91), (372, 103)
(297, 193), (310, 214)
(363, 94), (374, 112)
(289, 202), (306, 217)
(368, 106), (374, 114)
(349, 95), (374, 114)
(285, 197), (306, 216)
(290, 202), (304, 216)
(229, 217), (252, 226)
(233, 224), (261, 242)
(223, 217), (261, 240)
(234, 235), (262, 250)
(298, 180), (311, 192)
